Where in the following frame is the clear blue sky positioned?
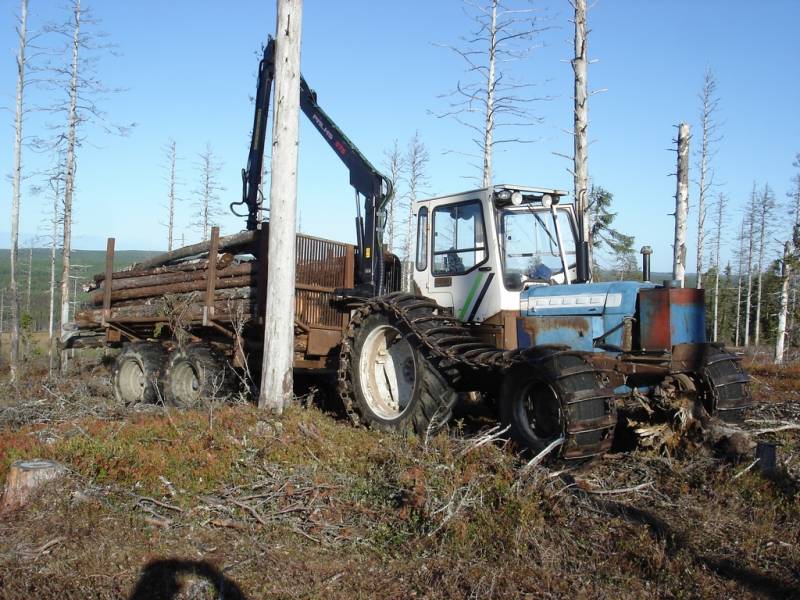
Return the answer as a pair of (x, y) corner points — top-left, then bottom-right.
(2, 0), (799, 272)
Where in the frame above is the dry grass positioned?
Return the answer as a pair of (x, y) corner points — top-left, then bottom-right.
(0, 355), (798, 599)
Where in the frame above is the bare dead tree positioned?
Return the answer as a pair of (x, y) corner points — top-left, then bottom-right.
(382, 140), (405, 255)
(743, 185), (757, 347)
(9, 0), (31, 383)
(436, 0), (548, 186)
(775, 232), (797, 364)
(193, 143), (224, 242)
(39, 0), (132, 371)
(787, 153), (800, 347)
(694, 68), (721, 289)
(710, 192), (728, 341)
(753, 183), (776, 347)
(672, 123), (690, 287)
(164, 139), (180, 251)
(571, 0), (591, 263)
(403, 131), (430, 290)
(734, 217), (746, 347)
(259, 0), (303, 412)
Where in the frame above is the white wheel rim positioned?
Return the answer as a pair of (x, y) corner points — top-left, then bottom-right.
(171, 361), (201, 405)
(358, 324), (416, 420)
(118, 359), (145, 403)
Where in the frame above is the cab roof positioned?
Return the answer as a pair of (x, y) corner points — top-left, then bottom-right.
(419, 184), (571, 203)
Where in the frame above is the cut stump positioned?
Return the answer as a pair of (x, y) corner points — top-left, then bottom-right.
(1, 459), (66, 514)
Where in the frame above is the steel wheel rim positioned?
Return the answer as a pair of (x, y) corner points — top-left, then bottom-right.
(521, 379), (562, 439)
(118, 359), (146, 404)
(358, 324), (416, 420)
(171, 360), (201, 405)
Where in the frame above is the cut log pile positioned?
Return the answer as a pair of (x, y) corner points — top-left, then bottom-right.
(75, 230), (261, 330)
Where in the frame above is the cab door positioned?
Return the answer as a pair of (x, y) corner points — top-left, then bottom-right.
(426, 198), (491, 321)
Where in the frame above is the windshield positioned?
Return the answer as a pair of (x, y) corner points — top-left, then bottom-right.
(499, 207), (576, 290)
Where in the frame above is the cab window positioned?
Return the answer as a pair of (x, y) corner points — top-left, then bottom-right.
(415, 207), (428, 271)
(432, 201), (487, 275)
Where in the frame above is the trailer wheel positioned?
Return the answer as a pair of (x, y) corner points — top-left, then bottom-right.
(500, 350), (616, 460)
(164, 345), (236, 408)
(340, 312), (457, 434)
(697, 346), (752, 422)
(112, 343), (166, 406)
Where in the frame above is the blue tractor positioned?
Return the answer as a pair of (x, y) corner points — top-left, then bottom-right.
(337, 185), (751, 460)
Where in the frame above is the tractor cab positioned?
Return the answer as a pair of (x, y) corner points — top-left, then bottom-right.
(412, 185), (578, 324)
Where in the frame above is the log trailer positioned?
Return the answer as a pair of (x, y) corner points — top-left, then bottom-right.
(67, 38), (752, 460)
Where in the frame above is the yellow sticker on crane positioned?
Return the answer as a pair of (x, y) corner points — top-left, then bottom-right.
(365, 247), (371, 258)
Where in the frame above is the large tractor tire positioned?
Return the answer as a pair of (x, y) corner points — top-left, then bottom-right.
(499, 349), (617, 460)
(338, 310), (458, 435)
(697, 345), (752, 422)
(163, 344), (237, 408)
(112, 343), (166, 406)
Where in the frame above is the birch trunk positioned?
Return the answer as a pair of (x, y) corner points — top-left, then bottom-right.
(481, 0), (497, 189)
(672, 123), (690, 287)
(9, 0), (29, 382)
(60, 0), (81, 372)
(572, 0), (590, 255)
(754, 185), (772, 347)
(775, 240), (793, 364)
(259, 0), (303, 412)
(744, 187), (756, 346)
(734, 219), (745, 347)
(167, 140), (177, 252)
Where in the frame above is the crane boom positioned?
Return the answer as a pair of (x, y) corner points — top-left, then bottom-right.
(231, 37), (393, 297)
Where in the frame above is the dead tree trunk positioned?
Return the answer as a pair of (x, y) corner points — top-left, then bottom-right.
(775, 239), (794, 364)
(481, 0), (497, 188)
(734, 218), (745, 347)
(166, 139), (178, 252)
(695, 69), (719, 290)
(9, 0), (29, 383)
(403, 132), (429, 291)
(59, 0), (82, 373)
(744, 187), (756, 346)
(754, 184), (774, 347)
(572, 0), (591, 262)
(672, 123), (690, 287)
(711, 193), (727, 341)
(259, 0), (303, 412)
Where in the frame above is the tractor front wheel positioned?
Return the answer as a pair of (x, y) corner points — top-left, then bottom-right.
(500, 350), (617, 460)
(339, 311), (457, 435)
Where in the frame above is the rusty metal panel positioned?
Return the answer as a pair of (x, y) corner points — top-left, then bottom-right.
(639, 288), (705, 352)
(517, 315), (594, 352)
(307, 327), (343, 356)
(295, 234), (348, 288)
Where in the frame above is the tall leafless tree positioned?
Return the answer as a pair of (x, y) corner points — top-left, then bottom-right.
(403, 131), (430, 290)
(382, 140), (405, 255)
(164, 139), (180, 251)
(672, 123), (690, 287)
(753, 183), (775, 347)
(193, 143), (224, 242)
(710, 192), (727, 341)
(775, 237), (795, 364)
(9, 0), (31, 382)
(733, 217), (746, 347)
(694, 68), (721, 289)
(571, 0), (591, 261)
(41, 0), (131, 371)
(743, 185), (757, 346)
(259, 0), (303, 412)
(437, 0), (547, 187)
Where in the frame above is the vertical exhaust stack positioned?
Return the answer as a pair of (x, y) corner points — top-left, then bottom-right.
(641, 246), (652, 282)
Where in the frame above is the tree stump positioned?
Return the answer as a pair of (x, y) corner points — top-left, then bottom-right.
(1, 459), (66, 514)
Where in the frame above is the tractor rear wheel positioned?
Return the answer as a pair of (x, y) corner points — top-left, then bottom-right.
(112, 343), (166, 406)
(339, 310), (457, 435)
(697, 346), (752, 422)
(164, 345), (236, 408)
(500, 350), (617, 460)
